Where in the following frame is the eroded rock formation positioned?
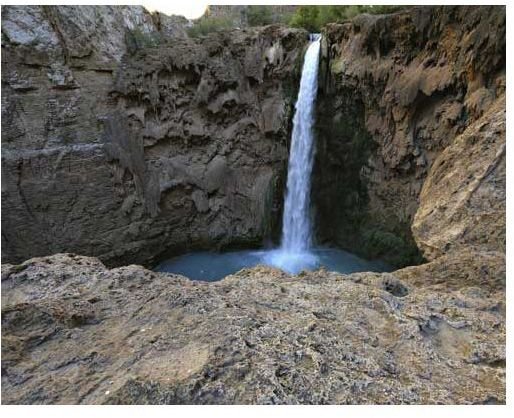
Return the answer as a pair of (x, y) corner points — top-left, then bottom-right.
(1, 5), (308, 266)
(314, 5), (505, 267)
(1, 250), (505, 404)
(1, 5), (506, 405)
(412, 96), (505, 260)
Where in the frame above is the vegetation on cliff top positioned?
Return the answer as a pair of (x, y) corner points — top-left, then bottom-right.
(289, 5), (407, 31)
(187, 16), (234, 38)
(187, 5), (408, 37)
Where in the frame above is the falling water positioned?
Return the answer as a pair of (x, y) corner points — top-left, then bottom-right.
(155, 34), (392, 280)
(265, 34), (322, 273)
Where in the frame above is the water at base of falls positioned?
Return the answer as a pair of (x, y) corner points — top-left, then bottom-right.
(155, 248), (391, 282)
(253, 33), (321, 273)
(154, 35), (381, 282)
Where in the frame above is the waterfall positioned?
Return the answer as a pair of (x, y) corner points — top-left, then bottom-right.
(282, 33), (321, 253)
(265, 34), (321, 273)
(156, 34), (392, 279)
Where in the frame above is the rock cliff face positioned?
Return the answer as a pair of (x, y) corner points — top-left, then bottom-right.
(313, 5), (505, 267)
(1, 5), (308, 266)
(412, 96), (505, 260)
(0, 5), (506, 405)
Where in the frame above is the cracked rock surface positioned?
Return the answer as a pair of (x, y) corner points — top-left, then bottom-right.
(1, 250), (505, 404)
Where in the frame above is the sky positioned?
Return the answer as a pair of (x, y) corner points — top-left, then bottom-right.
(142, 1), (208, 19)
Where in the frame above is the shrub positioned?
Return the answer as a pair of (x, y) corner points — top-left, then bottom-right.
(187, 16), (234, 38)
(246, 5), (273, 26)
(289, 6), (320, 32)
(289, 5), (409, 32)
(368, 5), (407, 14)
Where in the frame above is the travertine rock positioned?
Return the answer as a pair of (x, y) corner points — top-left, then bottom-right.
(1, 252), (505, 404)
(412, 96), (505, 260)
(313, 6), (505, 267)
(1, 5), (308, 266)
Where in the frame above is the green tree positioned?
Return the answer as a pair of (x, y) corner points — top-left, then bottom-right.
(289, 6), (320, 32)
(289, 5), (409, 32)
(246, 5), (273, 26)
(187, 16), (233, 38)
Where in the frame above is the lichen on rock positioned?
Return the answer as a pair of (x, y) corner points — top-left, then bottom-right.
(1, 251), (505, 404)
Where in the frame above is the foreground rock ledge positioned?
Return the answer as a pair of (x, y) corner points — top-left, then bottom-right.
(1, 252), (505, 404)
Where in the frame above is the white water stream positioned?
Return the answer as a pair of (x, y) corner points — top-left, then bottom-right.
(264, 34), (322, 273)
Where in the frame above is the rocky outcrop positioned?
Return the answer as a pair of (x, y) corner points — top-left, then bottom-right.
(1, 252), (505, 404)
(412, 96), (505, 260)
(0, 5), (505, 405)
(1, 5), (308, 266)
(314, 5), (505, 267)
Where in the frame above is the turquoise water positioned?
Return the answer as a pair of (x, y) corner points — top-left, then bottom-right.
(154, 247), (391, 282)
(155, 37), (392, 283)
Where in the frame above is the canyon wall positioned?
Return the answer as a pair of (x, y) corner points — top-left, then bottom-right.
(1, 5), (505, 270)
(314, 5), (505, 266)
(1, 5), (308, 266)
(1, 6), (505, 404)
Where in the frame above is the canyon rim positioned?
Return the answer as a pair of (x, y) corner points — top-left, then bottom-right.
(0, 4), (507, 406)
